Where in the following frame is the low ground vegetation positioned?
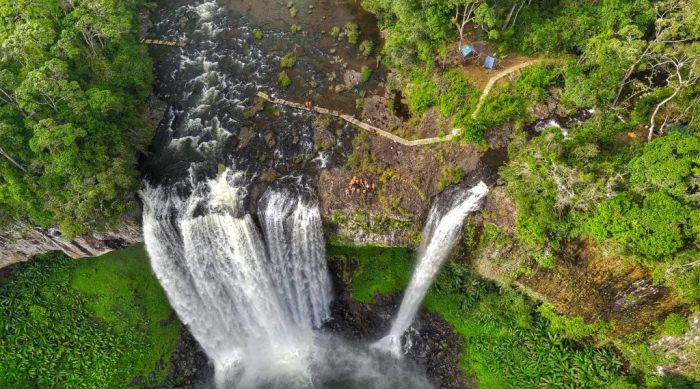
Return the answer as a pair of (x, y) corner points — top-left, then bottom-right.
(0, 246), (180, 388)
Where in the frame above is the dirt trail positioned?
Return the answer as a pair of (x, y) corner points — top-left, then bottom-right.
(471, 59), (544, 118)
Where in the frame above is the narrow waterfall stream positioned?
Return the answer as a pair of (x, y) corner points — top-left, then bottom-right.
(374, 183), (489, 357)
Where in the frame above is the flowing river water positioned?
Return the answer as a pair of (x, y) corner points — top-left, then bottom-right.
(141, 1), (487, 387)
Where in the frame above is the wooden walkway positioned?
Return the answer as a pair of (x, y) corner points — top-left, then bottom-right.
(256, 92), (460, 147)
(140, 38), (187, 48)
(257, 59), (543, 147)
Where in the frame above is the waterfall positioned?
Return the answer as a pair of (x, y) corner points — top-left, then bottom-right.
(259, 189), (332, 328)
(141, 171), (332, 387)
(374, 182), (489, 357)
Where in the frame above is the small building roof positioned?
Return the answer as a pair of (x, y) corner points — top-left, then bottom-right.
(484, 56), (495, 69)
(460, 45), (474, 57)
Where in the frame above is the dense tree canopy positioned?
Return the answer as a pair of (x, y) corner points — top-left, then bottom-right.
(0, 0), (152, 237)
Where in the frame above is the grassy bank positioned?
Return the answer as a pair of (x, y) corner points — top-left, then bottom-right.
(0, 244), (181, 388)
(327, 243), (637, 388)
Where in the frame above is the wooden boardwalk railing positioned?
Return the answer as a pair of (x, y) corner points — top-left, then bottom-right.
(140, 38), (187, 48)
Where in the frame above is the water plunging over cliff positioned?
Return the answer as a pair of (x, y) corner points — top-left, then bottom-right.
(142, 171), (433, 388)
(375, 183), (489, 357)
(142, 172), (332, 386)
(259, 189), (332, 328)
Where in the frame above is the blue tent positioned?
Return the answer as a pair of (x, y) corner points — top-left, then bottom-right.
(484, 56), (495, 69)
(461, 45), (474, 57)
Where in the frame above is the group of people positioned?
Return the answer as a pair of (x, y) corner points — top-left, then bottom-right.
(345, 176), (376, 196)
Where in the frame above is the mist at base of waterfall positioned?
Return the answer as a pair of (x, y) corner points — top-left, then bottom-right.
(213, 334), (432, 389)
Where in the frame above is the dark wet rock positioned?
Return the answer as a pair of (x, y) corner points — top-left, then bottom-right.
(313, 115), (336, 151)
(485, 123), (513, 149)
(531, 88), (568, 119)
(265, 131), (277, 147)
(160, 327), (213, 388)
(237, 127), (255, 148)
(612, 279), (665, 312)
(139, 9), (154, 39)
(333, 84), (347, 93)
(324, 259), (473, 389)
(147, 97), (169, 131)
(343, 69), (362, 88)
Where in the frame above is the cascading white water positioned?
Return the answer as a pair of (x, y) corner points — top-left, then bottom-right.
(374, 182), (489, 357)
(141, 171), (332, 387)
(259, 189), (332, 328)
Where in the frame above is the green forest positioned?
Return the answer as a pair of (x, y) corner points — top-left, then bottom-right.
(0, 0), (153, 237)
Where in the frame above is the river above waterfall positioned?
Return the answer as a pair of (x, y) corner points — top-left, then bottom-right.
(141, 0), (385, 191)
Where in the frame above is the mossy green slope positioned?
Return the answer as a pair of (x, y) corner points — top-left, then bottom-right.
(328, 243), (631, 388)
(0, 244), (180, 388)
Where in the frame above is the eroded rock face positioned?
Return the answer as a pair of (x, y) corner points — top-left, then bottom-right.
(652, 313), (700, 381)
(0, 223), (143, 269)
(474, 188), (683, 337)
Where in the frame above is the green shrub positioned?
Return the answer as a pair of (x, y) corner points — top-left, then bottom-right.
(344, 22), (360, 44)
(438, 70), (477, 117)
(405, 72), (438, 113)
(628, 132), (700, 202)
(455, 115), (487, 145)
(0, 247), (180, 387)
(360, 65), (372, 83)
(515, 63), (561, 103)
(330, 26), (341, 38)
(254, 30), (264, 40)
(280, 52), (296, 68)
(278, 71), (291, 87)
(438, 167), (465, 190)
(290, 24), (300, 34)
(662, 313), (690, 337)
(359, 40), (374, 57)
(664, 250), (700, 304)
(539, 304), (606, 340)
(587, 192), (695, 259)
(534, 251), (556, 269)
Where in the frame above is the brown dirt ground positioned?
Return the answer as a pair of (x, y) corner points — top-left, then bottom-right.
(318, 133), (482, 221)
